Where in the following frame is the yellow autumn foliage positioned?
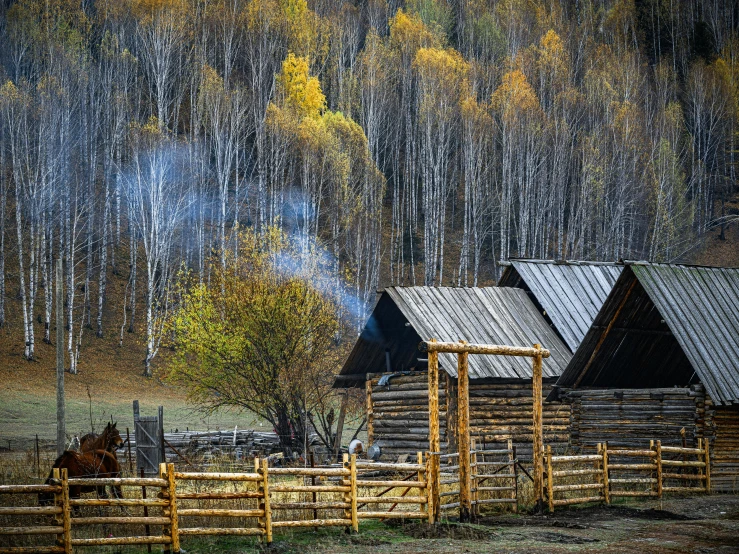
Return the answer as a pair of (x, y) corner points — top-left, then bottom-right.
(491, 69), (541, 121)
(277, 53), (326, 119)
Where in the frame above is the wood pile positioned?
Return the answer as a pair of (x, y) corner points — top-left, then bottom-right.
(125, 429), (320, 458)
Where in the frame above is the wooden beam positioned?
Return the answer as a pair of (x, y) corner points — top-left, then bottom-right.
(333, 390), (349, 462)
(532, 344), (544, 513)
(366, 378), (374, 447)
(573, 278), (637, 389)
(427, 339), (440, 523)
(457, 341), (471, 523)
(419, 341), (551, 358)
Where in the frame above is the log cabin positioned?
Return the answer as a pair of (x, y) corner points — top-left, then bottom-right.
(548, 262), (739, 492)
(333, 286), (575, 461)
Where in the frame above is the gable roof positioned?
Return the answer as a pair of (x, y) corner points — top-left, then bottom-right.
(335, 286), (572, 384)
(553, 263), (739, 405)
(498, 260), (623, 351)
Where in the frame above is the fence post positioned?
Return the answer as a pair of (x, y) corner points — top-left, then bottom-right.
(425, 454), (434, 524)
(601, 443), (610, 504)
(165, 463), (179, 553)
(532, 344), (544, 513)
(427, 339), (440, 524)
(342, 453), (359, 532)
(259, 458), (272, 544)
(350, 454), (358, 532)
(53, 468), (71, 554)
(546, 445), (554, 513)
(509, 440), (517, 513)
(61, 468), (72, 554)
(457, 343), (471, 523)
(703, 438), (711, 493)
(471, 438), (478, 518)
(417, 452), (426, 517)
(655, 441), (663, 499)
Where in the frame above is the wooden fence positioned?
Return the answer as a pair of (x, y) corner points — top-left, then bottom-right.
(436, 441), (519, 516)
(544, 439), (711, 512)
(0, 454), (429, 553)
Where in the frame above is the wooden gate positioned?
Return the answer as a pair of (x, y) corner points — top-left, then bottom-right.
(133, 401), (164, 476)
(135, 417), (162, 476)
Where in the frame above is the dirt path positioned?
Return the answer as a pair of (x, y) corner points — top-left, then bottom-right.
(247, 495), (739, 554)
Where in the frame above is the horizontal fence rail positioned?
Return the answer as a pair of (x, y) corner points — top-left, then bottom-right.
(436, 441), (519, 516)
(0, 453), (432, 552)
(0, 439), (714, 551)
(544, 439), (711, 512)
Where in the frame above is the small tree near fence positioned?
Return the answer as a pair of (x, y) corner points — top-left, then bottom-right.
(164, 228), (359, 455)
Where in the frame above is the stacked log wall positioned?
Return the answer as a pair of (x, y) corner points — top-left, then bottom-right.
(565, 385), (708, 451)
(368, 372), (447, 459)
(710, 404), (739, 493)
(368, 372), (570, 462)
(467, 380), (570, 461)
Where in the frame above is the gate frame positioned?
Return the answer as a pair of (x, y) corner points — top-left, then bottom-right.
(420, 339), (551, 522)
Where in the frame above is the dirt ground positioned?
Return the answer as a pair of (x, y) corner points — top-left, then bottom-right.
(203, 495), (739, 554)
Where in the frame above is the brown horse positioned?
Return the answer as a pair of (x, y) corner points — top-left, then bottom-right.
(80, 422), (124, 454)
(39, 449), (122, 506)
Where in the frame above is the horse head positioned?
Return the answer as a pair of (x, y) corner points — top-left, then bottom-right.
(106, 422), (124, 450)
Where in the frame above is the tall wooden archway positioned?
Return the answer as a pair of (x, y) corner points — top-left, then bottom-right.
(419, 339), (551, 522)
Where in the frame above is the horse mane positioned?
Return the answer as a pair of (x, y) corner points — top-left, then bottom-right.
(45, 451), (73, 483)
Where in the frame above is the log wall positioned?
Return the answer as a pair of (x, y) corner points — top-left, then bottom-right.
(466, 379), (570, 462)
(368, 372), (447, 459)
(564, 385), (708, 451)
(710, 405), (739, 493)
(367, 372), (570, 462)
(563, 385), (739, 492)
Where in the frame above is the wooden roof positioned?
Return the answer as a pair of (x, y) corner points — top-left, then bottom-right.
(498, 260), (622, 351)
(335, 286), (571, 385)
(553, 263), (739, 405)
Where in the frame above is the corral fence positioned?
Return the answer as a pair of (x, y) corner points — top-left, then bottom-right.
(435, 440), (518, 516)
(544, 439), (711, 512)
(0, 454), (430, 553)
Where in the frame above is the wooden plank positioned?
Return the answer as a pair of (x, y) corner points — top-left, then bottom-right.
(174, 472), (260, 481)
(357, 512), (427, 519)
(354, 480), (426, 488)
(71, 517), (170, 526)
(552, 496), (602, 506)
(67, 478), (166, 487)
(270, 485), (350, 493)
(0, 485), (60, 495)
(355, 462), (424, 471)
(178, 527), (264, 536)
(271, 501), (349, 510)
(0, 507), (61, 516)
(0, 546), (64, 554)
(271, 519), (351, 528)
(70, 536), (171, 546)
(268, 468), (348, 477)
(69, 498), (168, 507)
(0, 527), (64, 536)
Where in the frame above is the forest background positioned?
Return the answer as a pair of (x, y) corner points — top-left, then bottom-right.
(0, 0), (737, 434)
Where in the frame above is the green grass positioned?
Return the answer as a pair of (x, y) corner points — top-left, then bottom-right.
(0, 390), (255, 450)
